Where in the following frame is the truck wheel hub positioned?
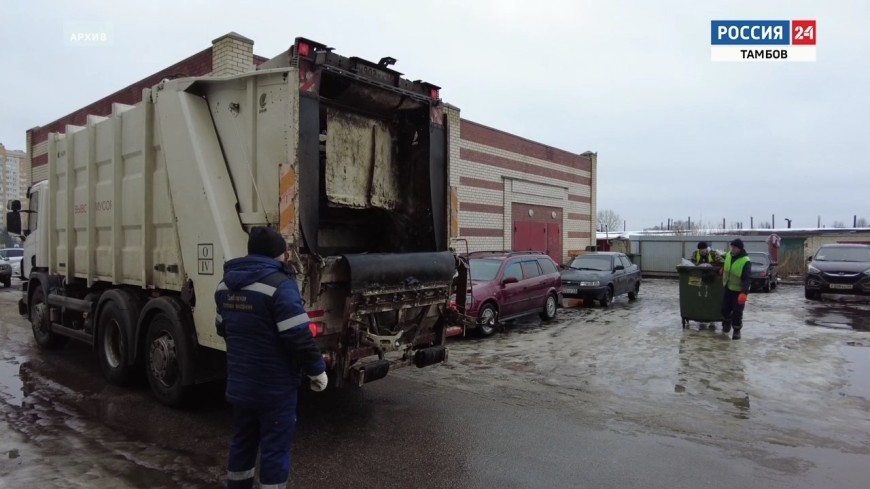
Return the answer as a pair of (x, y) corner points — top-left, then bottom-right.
(149, 334), (178, 386)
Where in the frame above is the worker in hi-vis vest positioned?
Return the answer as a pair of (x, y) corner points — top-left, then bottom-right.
(692, 241), (719, 265)
(720, 238), (752, 340)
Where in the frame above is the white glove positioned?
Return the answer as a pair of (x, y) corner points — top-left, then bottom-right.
(308, 372), (328, 392)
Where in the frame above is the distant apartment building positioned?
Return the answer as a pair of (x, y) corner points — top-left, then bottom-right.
(0, 143), (29, 211)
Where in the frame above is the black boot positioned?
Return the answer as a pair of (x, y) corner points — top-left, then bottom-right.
(722, 321), (731, 334)
(732, 327), (741, 340)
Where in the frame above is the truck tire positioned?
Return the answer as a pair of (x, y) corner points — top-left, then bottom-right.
(145, 312), (192, 407)
(30, 284), (69, 350)
(97, 299), (137, 386)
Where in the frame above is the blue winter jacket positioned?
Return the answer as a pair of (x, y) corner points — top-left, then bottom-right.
(214, 255), (326, 407)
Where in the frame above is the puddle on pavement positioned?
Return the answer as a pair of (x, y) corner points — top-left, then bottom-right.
(0, 356), (27, 407)
(804, 303), (870, 331)
(840, 344), (870, 400)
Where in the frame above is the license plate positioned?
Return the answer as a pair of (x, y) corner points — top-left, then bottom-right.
(830, 284), (853, 290)
(563, 288), (578, 294)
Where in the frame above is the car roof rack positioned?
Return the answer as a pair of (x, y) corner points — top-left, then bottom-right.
(466, 250), (547, 258)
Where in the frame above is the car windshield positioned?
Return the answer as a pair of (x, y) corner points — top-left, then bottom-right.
(749, 254), (769, 267)
(469, 259), (503, 281)
(815, 247), (870, 262)
(3, 249), (22, 258)
(569, 255), (612, 271)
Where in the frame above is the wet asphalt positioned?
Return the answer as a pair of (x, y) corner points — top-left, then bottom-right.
(1, 278), (869, 488)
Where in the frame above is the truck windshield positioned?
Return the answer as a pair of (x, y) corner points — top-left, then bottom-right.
(469, 259), (503, 281)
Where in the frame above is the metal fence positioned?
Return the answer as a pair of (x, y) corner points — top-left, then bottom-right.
(631, 235), (772, 277)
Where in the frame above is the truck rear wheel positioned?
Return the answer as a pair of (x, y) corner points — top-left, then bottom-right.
(145, 313), (191, 407)
(30, 285), (69, 350)
(97, 300), (137, 386)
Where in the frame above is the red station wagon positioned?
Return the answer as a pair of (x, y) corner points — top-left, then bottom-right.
(454, 251), (562, 337)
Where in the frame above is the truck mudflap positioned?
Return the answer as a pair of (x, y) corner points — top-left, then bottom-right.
(337, 251), (457, 386)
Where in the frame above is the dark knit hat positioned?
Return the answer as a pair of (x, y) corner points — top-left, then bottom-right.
(697, 241), (708, 250)
(730, 238), (745, 250)
(248, 226), (287, 258)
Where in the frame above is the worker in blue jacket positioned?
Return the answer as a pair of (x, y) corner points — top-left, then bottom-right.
(215, 226), (328, 489)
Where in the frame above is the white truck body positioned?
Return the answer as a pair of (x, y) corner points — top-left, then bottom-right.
(13, 38), (455, 404)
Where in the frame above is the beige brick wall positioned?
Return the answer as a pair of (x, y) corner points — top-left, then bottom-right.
(452, 134), (596, 262)
(211, 32), (255, 77)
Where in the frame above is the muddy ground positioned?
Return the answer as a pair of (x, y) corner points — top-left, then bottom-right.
(1, 278), (868, 488)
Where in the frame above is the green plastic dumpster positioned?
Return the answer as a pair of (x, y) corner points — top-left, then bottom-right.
(676, 265), (724, 329)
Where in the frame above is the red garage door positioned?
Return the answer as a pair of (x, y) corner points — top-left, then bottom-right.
(511, 203), (563, 263)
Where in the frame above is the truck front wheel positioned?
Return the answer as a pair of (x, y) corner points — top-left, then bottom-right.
(30, 285), (69, 350)
(145, 313), (191, 407)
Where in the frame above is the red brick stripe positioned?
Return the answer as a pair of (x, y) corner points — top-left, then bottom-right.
(460, 227), (503, 238)
(460, 202), (503, 214)
(32, 154), (47, 167)
(461, 148), (591, 186)
(461, 119), (592, 172)
(568, 231), (590, 239)
(459, 177), (503, 191)
(568, 213), (590, 221)
(568, 194), (591, 203)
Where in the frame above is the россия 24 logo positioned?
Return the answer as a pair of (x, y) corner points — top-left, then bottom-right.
(710, 20), (816, 62)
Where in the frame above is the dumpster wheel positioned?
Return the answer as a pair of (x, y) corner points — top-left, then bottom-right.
(681, 317), (688, 329)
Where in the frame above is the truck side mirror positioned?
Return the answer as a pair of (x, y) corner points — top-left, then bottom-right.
(6, 204), (21, 236)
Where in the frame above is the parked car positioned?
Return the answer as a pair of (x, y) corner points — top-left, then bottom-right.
(560, 252), (641, 307)
(748, 251), (778, 292)
(0, 248), (23, 278)
(0, 258), (11, 287)
(805, 243), (870, 300)
(452, 251), (562, 337)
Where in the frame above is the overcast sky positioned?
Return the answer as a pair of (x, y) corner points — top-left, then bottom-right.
(2, 0), (867, 230)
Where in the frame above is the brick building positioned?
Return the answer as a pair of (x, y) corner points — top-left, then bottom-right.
(25, 32), (596, 264)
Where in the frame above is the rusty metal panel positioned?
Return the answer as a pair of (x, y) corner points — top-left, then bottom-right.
(325, 108), (399, 209)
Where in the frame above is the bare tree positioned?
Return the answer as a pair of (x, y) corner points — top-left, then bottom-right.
(831, 221), (847, 228)
(597, 210), (621, 232)
(857, 217), (868, 228)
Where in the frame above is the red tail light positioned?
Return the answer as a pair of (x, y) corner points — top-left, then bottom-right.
(298, 42), (311, 57)
(309, 323), (318, 337)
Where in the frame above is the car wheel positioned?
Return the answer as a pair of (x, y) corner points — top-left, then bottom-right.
(628, 282), (640, 301)
(2, 278), (9, 288)
(804, 289), (820, 301)
(763, 279), (771, 293)
(540, 294), (558, 321)
(600, 286), (613, 307)
(477, 304), (498, 338)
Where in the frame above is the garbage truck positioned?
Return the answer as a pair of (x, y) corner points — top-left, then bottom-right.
(8, 37), (457, 406)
